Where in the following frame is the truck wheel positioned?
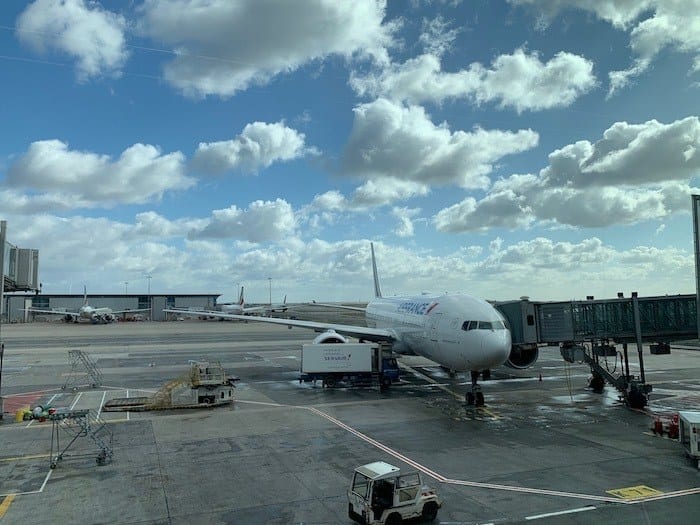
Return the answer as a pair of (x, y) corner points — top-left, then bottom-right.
(422, 502), (438, 521)
(325, 378), (336, 388)
(381, 377), (391, 390)
(385, 513), (402, 525)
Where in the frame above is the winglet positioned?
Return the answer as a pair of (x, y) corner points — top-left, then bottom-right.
(370, 242), (382, 298)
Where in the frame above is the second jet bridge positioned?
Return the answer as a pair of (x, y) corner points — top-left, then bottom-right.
(495, 293), (698, 409)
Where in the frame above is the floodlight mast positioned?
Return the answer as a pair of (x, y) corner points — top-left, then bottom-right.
(0, 221), (6, 419)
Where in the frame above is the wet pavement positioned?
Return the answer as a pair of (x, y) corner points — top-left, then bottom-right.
(0, 317), (699, 524)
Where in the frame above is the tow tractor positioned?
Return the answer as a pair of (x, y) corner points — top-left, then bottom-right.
(348, 461), (442, 524)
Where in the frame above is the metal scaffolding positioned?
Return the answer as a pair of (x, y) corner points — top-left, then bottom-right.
(62, 349), (103, 391)
(49, 407), (113, 468)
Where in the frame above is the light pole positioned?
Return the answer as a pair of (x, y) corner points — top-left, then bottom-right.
(268, 277), (272, 306)
(145, 274), (152, 317)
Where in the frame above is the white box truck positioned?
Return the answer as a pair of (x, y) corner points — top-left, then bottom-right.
(679, 411), (700, 468)
(300, 343), (399, 390)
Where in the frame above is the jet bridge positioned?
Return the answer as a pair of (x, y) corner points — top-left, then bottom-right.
(495, 293), (697, 409)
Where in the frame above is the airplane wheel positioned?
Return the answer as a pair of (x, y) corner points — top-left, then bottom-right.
(476, 392), (485, 406)
(589, 374), (605, 394)
(466, 392), (475, 405)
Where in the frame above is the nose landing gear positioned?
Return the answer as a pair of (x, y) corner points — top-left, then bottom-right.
(466, 370), (485, 406)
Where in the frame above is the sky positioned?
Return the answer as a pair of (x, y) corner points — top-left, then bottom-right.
(1, 0), (699, 304)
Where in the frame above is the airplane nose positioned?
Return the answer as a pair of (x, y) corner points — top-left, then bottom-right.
(481, 330), (512, 367)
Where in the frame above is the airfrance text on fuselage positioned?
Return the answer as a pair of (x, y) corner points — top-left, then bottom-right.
(397, 302), (438, 315)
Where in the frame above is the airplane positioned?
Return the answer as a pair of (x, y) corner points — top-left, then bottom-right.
(25, 286), (149, 324)
(217, 286), (266, 315)
(165, 243), (536, 405)
(266, 294), (288, 314)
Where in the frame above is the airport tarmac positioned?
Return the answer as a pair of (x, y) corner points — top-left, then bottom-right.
(1, 316), (699, 524)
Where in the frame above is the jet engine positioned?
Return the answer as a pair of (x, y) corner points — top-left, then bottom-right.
(103, 313), (115, 323)
(504, 343), (539, 369)
(64, 314), (74, 323)
(312, 330), (347, 344)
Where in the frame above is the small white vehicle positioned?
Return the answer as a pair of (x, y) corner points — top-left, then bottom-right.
(348, 461), (442, 524)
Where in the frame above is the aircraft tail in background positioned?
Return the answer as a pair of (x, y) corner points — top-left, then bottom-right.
(371, 242), (382, 298)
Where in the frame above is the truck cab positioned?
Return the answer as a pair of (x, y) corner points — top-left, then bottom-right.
(348, 461), (441, 524)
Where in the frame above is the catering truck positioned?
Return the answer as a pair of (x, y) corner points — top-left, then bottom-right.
(300, 342), (400, 390)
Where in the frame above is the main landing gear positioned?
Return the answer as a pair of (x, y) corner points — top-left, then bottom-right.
(466, 370), (485, 406)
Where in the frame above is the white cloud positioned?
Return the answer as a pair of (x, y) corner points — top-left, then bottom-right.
(342, 98), (538, 188)
(434, 117), (700, 232)
(419, 16), (460, 57)
(509, 1), (700, 96)
(192, 121), (317, 175)
(509, 0), (653, 29)
(188, 199), (297, 242)
(137, 0), (397, 98)
(6, 140), (194, 209)
(392, 206), (421, 237)
(352, 179), (430, 207)
(349, 48), (596, 112)
(8, 214), (693, 300)
(16, 0), (128, 81)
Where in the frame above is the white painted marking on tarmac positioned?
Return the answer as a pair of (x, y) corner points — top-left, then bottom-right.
(96, 391), (107, 418)
(69, 391), (83, 410)
(299, 404), (700, 505)
(525, 506), (596, 520)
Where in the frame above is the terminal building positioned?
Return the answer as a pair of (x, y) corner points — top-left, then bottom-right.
(4, 293), (221, 323)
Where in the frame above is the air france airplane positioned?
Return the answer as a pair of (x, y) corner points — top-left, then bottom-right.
(166, 243), (519, 405)
(218, 286), (265, 315)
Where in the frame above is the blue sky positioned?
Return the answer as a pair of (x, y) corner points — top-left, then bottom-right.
(1, 0), (699, 303)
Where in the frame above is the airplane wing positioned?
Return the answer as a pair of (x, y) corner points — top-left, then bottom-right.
(163, 308), (395, 343)
(309, 302), (367, 312)
(24, 308), (79, 316)
(241, 306), (266, 314)
(111, 308), (151, 315)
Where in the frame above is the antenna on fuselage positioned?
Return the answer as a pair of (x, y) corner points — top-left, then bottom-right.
(370, 242), (382, 298)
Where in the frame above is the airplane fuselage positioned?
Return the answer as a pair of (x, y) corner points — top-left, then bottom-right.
(366, 294), (511, 372)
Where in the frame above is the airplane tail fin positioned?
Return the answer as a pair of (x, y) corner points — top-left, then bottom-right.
(370, 242), (382, 298)
(238, 286), (245, 306)
(283, 295), (287, 305)
(82, 285), (88, 306)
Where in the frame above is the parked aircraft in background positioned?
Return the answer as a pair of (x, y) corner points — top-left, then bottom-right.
(166, 243), (534, 405)
(25, 287), (149, 324)
(266, 295), (288, 314)
(217, 286), (265, 315)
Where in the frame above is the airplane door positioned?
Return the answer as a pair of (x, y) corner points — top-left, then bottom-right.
(429, 313), (442, 342)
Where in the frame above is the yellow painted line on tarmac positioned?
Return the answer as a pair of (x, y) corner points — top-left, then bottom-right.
(0, 454), (50, 463)
(606, 485), (664, 500)
(0, 494), (16, 518)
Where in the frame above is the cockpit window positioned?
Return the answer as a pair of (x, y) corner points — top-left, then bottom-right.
(463, 320), (507, 331)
